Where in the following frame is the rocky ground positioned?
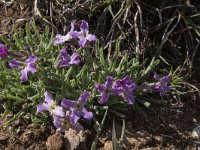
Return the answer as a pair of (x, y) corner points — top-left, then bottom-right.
(1, 94), (200, 150)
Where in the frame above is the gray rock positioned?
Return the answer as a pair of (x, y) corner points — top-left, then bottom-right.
(192, 126), (200, 139)
(64, 129), (87, 150)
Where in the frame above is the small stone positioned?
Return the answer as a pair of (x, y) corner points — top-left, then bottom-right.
(0, 135), (8, 141)
(64, 128), (86, 150)
(104, 141), (112, 150)
(6, 8), (14, 16)
(154, 136), (162, 142)
(19, 129), (33, 142)
(193, 118), (197, 123)
(46, 132), (64, 150)
(192, 126), (200, 139)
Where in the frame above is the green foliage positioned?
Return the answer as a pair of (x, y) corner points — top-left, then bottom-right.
(112, 119), (124, 150)
(0, 22), (176, 135)
(91, 107), (108, 150)
(0, 22), (57, 123)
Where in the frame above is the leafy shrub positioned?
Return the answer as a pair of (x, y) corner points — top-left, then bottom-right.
(0, 21), (172, 131)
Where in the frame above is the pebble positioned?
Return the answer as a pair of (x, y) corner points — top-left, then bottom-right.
(192, 126), (200, 139)
(64, 128), (87, 150)
(46, 132), (64, 150)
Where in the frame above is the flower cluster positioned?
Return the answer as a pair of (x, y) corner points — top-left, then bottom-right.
(96, 75), (137, 104)
(9, 56), (37, 82)
(37, 91), (93, 132)
(36, 74), (171, 133)
(1, 41), (37, 82)
(96, 74), (171, 105)
(1, 20), (96, 81)
(0, 20), (172, 133)
(53, 20), (96, 47)
(151, 73), (171, 97)
(59, 47), (80, 68)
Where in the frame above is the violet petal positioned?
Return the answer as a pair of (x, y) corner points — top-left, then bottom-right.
(95, 84), (106, 93)
(53, 106), (65, 117)
(26, 56), (37, 64)
(37, 103), (50, 113)
(9, 60), (22, 69)
(69, 52), (80, 65)
(154, 73), (159, 80)
(20, 68), (28, 81)
(0, 44), (8, 57)
(61, 99), (76, 109)
(161, 75), (170, 84)
(71, 123), (83, 132)
(105, 76), (114, 88)
(99, 92), (109, 104)
(81, 108), (93, 120)
(78, 91), (89, 106)
(44, 91), (54, 104)
(78, 38), (87, 47)
(70, 110), (80, 124)
(86, 34), (96, 41)
(26, 64), (37, 73)
(80, 20), (89, 33)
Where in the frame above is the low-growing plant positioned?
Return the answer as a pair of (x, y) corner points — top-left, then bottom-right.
(0, 20), (176, 140)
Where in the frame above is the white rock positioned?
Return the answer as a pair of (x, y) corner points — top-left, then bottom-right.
(192, 126), (200, 139)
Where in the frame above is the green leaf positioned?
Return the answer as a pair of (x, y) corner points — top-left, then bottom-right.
(91, 107), (108, 150)
(100, 48), (106, 67)
(119, 119), (125, 148)
(112, 119), (117, 150)
(141, 57), (160, 80)
(109, 37), (121, 71)
(7, 112), (25, 125)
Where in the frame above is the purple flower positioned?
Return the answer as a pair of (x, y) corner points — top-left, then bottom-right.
(53, 115), (83, 132)
(37, 91), (65, 117)
(9, 56), (37, 81)
(53, 20), (79, 45)
(61, 91), (93, 124)
(115, 75), (137, 104)
(0, 43), (8, 57)
(59, 47), (80, 68)
(77, 20), (96, 47)
(95, 76), (119, 104)
(152, 73), (171, 96)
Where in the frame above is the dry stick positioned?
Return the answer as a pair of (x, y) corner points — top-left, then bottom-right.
(107, 33), (114, 64)
(180, 22), (193, 71)
(106, 0), (134, 40)
(186, 27), (195, 60)
(191, 40), (200, 64)
(149, 19), (177, 34)
(34, 0), (57, 30)
(135, 1), (144, 59)
(113, 0), (126, 19)
(105, 1), (130, 62)
(123, 5), (129, 24)
(156, 14), (180, 56)
(122, 7), (133, 42)
(135, 1), (143, 28)
(160, 5), (185, 11)
(156, 8), (163, 26)
(50, 0), (53, 23)
(134, 10), (140, 60)
(119, 6), (133, 42)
